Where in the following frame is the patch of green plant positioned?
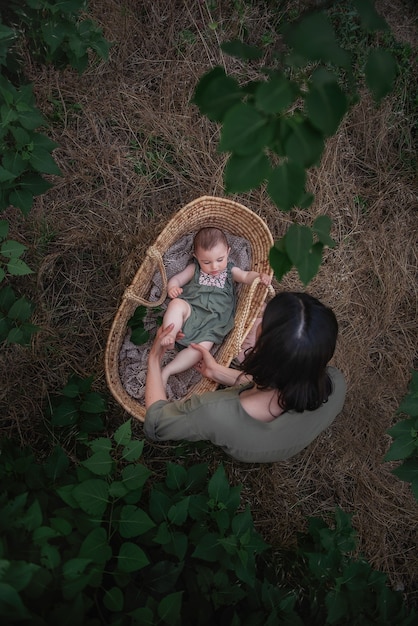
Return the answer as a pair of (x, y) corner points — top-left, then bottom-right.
(384, 370), (418, 501)
(47, 374), (107, 435)
(0, 219), (32, 282)
(128, 134), (175, 182)
(1, 426), (415, 624)
(0, 284), (38, 345)
(128, 304), (163, 345)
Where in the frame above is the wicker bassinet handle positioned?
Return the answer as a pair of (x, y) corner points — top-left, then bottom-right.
(123, 246), (168, 307)
(231, 277), (275, 354)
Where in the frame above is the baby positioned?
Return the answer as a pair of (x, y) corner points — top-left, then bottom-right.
(160, 226), (271, 386)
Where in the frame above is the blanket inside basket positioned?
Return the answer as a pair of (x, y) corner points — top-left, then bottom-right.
(119, 231), (251, 402)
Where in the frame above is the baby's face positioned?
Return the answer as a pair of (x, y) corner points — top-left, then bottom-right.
(194, 242), (230, 277)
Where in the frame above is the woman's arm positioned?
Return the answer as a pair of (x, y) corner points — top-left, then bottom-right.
(145, 323), (174, 408)
(191, 343), (252, 386)
(231, 266), (271, 286)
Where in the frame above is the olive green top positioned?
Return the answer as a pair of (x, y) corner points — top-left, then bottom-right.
(144, 367), (346, 463)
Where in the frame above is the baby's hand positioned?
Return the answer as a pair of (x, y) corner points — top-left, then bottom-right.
(168, 286), (183, 298)
(259, 273), (272, 286)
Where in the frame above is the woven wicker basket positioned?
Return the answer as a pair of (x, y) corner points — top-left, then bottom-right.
(105, 196), (274, 421)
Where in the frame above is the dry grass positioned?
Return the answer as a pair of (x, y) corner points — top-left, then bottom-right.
(2, 0), (417, 609)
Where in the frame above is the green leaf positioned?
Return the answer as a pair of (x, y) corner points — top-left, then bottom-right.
(192, 533), (221, 562)
(224, 152), (270, 193)
(168, 497), (190, 526)
(8, 189), (34, 215)
(62, 558), (92, 580)
(297, 242), (323, 285)
(7, 296), (33, 321)
(79, 527), (112, 564)
(365, 49), (397, 103)
(157, 591), (183, 625)
(306, 82), (348, 136)
(89, 437), (113, 453)
(269, 242), (293, 282)
(122, 440), (144, 461)
(255, 74), (296, 114)
(384, 435), (417, 461)
(284, 119), (324, 167)
(29, 147), (62, 176)
(313, 215), (336, 248)
(192, 67), (242, 122)
(284, 224), (313, 266)
(121, 463), (152, 491)
(117, 542), (149, 572)
(352, 0), (389, 31)
(81, 451), (113, 476)
(114, 420), (132, 446)
(0, 220), (9, 239)
(18, 108), (46, 130)
(73, 479), (110, 517)
(0, 582), (30, 619)
(18, 172), (53, 196)
(7, 258), (33, 276)
(221, 39), (262, 60)
(44, 445), (69, 481)
(392, 458), (418, 483)
(50, 398), (79, 426)
(1, 239), (27, 258)
(130, 326), (149, 344)
(284, 13), (351, 69)
(80, 391), (107, 414)
(103, 587), (124, 612)
(0, 268), (5, 283)
(119, 505), (155, 538)
(0, 285), (16, 310)
(166, 462), (187, 490)
(0, 167), (17, 183)
(387, 417), (417, 438)
(208, 465), (230, 503)
(267, 161), (306, 212)
(219, 103), (273, 155)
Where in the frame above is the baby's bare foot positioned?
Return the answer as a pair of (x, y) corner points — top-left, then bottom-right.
(161, 334), (175, 347)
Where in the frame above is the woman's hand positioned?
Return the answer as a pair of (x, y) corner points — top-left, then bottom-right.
(191, 343), (218, 380)
(149, 324), (184, 362)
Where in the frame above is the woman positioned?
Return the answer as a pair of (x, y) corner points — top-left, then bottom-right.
(144, 292), (346, 463)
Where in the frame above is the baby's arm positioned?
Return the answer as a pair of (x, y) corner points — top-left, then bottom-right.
(167, 263), (195, 298)
(231, 266), (272, 287)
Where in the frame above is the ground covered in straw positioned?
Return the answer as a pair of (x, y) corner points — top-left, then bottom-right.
(2, 0), (418, 611)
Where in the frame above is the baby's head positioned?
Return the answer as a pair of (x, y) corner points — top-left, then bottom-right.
(193, 227), (230, 277)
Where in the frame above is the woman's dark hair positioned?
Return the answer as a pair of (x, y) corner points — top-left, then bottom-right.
(241, 292), (338, 412)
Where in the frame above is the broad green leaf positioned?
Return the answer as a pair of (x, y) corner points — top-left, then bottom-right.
(18, 172), (53, 196)
(108, 481), (128, 498)
(10, 126), (30, 147)
(149, 490), (172, 523)
(18, 108), (46, 130)
(81, 451), (113, 476)
(89, 437), (112, 453)
(221, 39), (262, 60)
(6, 327), (25, 345)
(79, 527), (112, 564)
(40, 544), (61, 570)
(117, 542), (149, 572)
(284, 120), (324, 167)
(129, 607), (154, 625)
(157, 591), (183, 625)
(0, 582), (30, 619)
(255, 74), (296, 114)
(7, 296), (33, 321)
(62, 558), (92, 580)
(0, 285), (16, 310)
(21, 499), (43, 531)
(219, 103), (273, 155)
(0, 220), (9, 239)
(114, 419), (132, 446)
(44, 445), (69, 481)
(145, 561), (184, 595)
(0, 167), (16, 183)
(8, 189), (34, 215)
(384, 435), (417, 461)
(122, 440), (144, 461)
(392, 458), (418, 483)
(267, 161), (306, 212)
(50, 398), (79, 427)
(73, 479), (110, 517)
(1, 239), (27, 258)
(119, 505), (155, 538)
(185, 462), (208, 489)
(224, 152), (269, 193)
(352, 0), (388, 31)
(130, 326), (149, 344)
(365, 49), (397, 103)
(397, 389), (418, 417)
(103, 587), (124, 612)
(32, 132), (59, 152)
(41, 21), (66, 54)
(208, 465), (229, 503)
(80, 391), (107, 414)
(313, 215), (336, 248)
(284, 224), (313, 266)
(166, 462), (187, 490)
(29, 147), (62, 176)
(297, 242), (323, 285)
(284, 13), (351, 69)
(387, 418), (417, 438)
(168, 497), (190, 526)
(192, 533), (221, 562)
(0, 561), (40, 592)
(306, 82), (348, 136)
(0, 268), (5, 283)
(121, 463), (152, 491)
(7, 258), (33, 276)
(269, 241), (293, 282)
(192, 67), (242, 122)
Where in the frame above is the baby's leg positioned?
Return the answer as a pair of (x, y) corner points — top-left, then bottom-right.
(162, 341), (213, 386)
(161, 299), (191, 347)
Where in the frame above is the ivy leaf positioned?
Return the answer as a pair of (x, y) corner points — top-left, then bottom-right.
(306, 81), (348, 136)
(284, 13), (351, 69)
(218, 103), (273, 155)
(313, 215), (336, 248)
(352, 0), (389, 31)
(221, 39), (262, 60)
(117, 542), (149, 572)
(365, 49), (397, 103)
(255, 74), (296, 114)
(267, 160), (306, 212)
(224, 152), (269, 193)
(192, 67), (242, 122)
(284, 224), (313, 266)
